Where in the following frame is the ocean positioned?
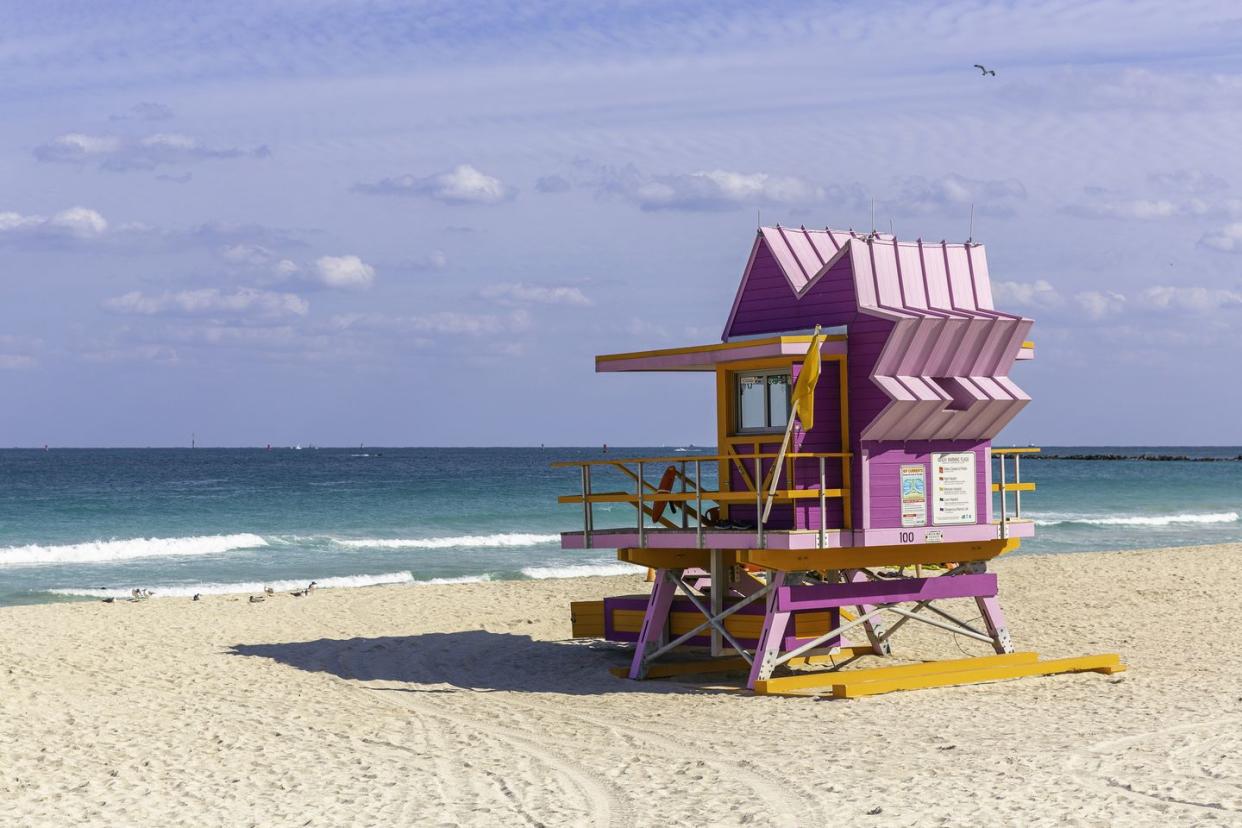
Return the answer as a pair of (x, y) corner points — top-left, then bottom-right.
(1, 446), (1239, 607)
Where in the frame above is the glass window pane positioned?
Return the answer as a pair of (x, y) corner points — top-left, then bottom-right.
(767, 374), (790, 428)
(738, 375), (766, 430)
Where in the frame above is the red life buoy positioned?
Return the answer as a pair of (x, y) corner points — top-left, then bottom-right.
(650, 465), (680, 522)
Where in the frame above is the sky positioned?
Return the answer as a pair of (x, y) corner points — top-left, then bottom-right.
(2, 0), (1241, 447)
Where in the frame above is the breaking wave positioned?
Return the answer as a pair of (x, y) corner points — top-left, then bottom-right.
(334, 533), (559, 550)
(47, 570), (414, 599)
(415, 574), (496, 585)
(0, 533), (268, 567)
(520, 562), (640, 579)
(1033, 511), (1239, 528)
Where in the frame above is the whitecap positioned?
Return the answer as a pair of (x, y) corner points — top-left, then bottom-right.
(334, 533), (559, 550)
(520, 562), (640, 579)
(47, 570), (414, 598)
(1033, 511), (1238, 527)
(0, 533), (268, 567)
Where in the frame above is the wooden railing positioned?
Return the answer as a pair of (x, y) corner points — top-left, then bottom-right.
(553, 452), (852, 550)
(991, 447), (1039, 537)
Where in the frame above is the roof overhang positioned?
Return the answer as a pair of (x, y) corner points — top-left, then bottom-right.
(595, 334), (846, 373)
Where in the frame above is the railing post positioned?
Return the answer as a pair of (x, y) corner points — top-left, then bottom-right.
(754, 455), (764, 548)
(695, 459), (703, 549)
(680, 461), (688, 530)
(581, 464), (592, 548)
(998, 453), (1008, 540)
(818, 456), (827, 549)
(1014, 453), (1022, 518)
(637, 461), (646, 548)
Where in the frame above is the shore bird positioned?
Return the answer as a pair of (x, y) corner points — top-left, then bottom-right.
(974, 63), (996, 76)
(249, 594), (266, 603)
(264, 585), (275, 596)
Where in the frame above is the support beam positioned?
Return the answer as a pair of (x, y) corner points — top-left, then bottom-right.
(740, 538), (1018, 572)
(754, 652), (1039, 695)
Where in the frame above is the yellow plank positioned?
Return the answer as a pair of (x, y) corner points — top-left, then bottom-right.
(594, 334), (845, 365)
(754, 653), (1038, 695)
(611, 609), (647, 634)
(834, 654), (1124, 698)
(616, 548), (718, 569)
(741, 538), (1019, 571)
(609, 648), (875, 679)
(990, 482), (1036, 493)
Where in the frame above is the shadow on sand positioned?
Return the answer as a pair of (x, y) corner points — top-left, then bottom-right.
(229, 631), (721, 696)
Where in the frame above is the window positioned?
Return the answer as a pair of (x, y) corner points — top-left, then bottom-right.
(735, 370), (791, 432)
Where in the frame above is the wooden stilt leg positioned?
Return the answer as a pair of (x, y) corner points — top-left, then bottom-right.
(848, 570), (892, 656)
(975, 594), (1013, 654)
(746, 571), (789, 690)
(628, 568), (678, 679)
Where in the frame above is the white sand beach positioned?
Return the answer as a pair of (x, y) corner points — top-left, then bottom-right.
(2, 543), (1240, 827)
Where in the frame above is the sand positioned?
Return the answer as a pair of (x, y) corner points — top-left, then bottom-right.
(1, 543), (1240, 827)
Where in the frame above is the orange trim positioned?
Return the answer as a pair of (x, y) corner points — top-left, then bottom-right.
(595, 334), (845, 365)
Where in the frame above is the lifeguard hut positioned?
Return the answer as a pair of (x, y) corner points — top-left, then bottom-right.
(557, 226), (1123, 697)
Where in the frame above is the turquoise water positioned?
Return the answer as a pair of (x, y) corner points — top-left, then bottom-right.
(0, 446), (1239, 607)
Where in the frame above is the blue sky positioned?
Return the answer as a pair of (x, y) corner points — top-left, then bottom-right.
(2, 0), (1241, 446)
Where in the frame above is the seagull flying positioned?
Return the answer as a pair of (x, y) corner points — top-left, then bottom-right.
(974, 64), (996, 77)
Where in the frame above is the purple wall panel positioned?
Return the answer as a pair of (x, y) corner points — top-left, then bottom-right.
(863, 441), (991, 529)
(727, 244), (856, 337)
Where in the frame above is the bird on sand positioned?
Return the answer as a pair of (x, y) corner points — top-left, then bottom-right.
(264, 585), (275, 596)
(102, 597), (115, 604)
(974, 64), (996, 76)
(249, 595), (266, 603)
(290, 589), (306, 597)
(192, 593), (202, 602)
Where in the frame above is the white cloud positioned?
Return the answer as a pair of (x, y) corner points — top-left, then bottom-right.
(1148, 169), (1228, 195)
(410, 308), (531, 335)
(34, 132), (269, 171)
(0, 206), (109, 241)
(480, 282), (592, 306)
(1075, 290), (1128, 319)
(1136, 286), (1242, 313)
(596, 165), (826, 212)
(104, 288), (309, 318)
(1199, 222), (1242, 253)
(355, 165), (512, 204)
(0, 335), (40, 370)
(330, 308), (532, 336)
(892, 174), (1026, 218)
(992, 279), (1062, 309)
(314, 255), (376, 289)
(1064, 191), (1209, 220)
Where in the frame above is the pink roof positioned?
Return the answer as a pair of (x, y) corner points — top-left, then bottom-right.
(725, 227), (1033, 442)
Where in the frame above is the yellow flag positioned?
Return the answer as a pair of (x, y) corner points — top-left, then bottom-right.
(790, 329), (824, 431)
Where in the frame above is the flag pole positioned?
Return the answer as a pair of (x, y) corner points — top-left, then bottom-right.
(760, 396), (801, 525)
(760, 326), (821, 525)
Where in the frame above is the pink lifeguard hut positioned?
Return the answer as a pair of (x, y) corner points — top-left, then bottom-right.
(557, 226), (1123, 697)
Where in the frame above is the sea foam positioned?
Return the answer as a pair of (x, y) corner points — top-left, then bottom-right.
(47, 570), (414, 599)
(334, 533), (559, 550)
(520, 562), (639, 579)
(0, 533), (268, 567)
(1033, 511), (1239, 527)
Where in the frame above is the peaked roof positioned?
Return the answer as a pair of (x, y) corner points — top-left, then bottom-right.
(725, 226), (1023, 336)
(724, 226), (1034, 442)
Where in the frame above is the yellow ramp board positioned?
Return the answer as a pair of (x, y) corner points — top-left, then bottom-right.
(754, 652), (1038, 695)
(833, 654), (1125, 699)
(570, 600), (605, 638)
(609, 647), (877, 679)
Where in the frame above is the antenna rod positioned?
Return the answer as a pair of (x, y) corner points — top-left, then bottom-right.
(968, 203), (975, 243)
(871, 198), (876, 234)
